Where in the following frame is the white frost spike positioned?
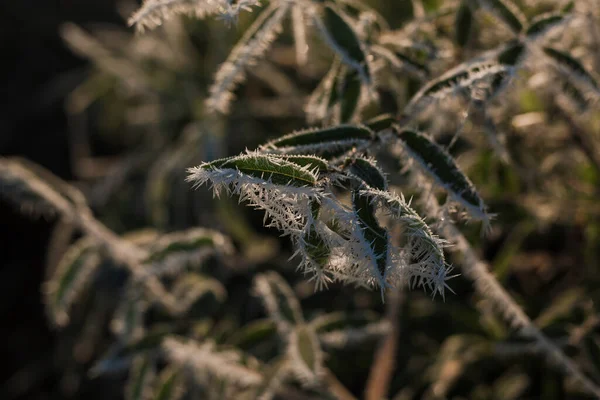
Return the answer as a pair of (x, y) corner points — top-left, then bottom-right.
(207, 3), (291, 113)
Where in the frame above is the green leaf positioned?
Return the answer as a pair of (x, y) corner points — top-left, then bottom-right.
(345, 157), (388, 190)
(543, 47), (598, 89)
(227, 319), (277, 350)
(276, 155), (330, 174)
(456, 0), (473, 47)
(44, 237), (101, 327)
(199, 153), (319, 187)
(346, 158), (389, 287)
(497, 40), (525, 66)
(319, 4), (370, 83)
(167, 273), (227, 316)
(145, 228), (233, 264)
(310, 311), (381, 333)
(364, 113), (396, 133)
(479, 0), (525, 33)
(339, 69), (362, 123)
(352, 188), (389, 287)
(402, 62), (509, 120)
(126, 356), (155, 400)
(254, 272), (304, 332)
(395, 129), (487, 221)
(525, 13), (567, 38)
(267, 125), (373, 149)
(153, 367), (184, 400)
(0, 158), (86, 217)
(287, 325), (324, 387)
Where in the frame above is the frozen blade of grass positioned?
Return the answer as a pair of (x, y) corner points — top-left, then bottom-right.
(44, 237), (101, 327)
(206, 3), (290, 114)
(254, 272), (304, 333)
(394, 128), (489, 224)
(287, 324), (324, 388)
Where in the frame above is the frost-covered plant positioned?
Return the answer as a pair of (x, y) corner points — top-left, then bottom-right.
(3, 0), (600, 399)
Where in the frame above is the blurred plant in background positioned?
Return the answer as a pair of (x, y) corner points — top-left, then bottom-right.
(2, 0), (600, 399)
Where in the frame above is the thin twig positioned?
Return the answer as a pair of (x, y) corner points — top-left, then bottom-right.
(365, 289), (403, 400)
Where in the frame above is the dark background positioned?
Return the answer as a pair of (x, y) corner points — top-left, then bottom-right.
(1, 2), (121, 398)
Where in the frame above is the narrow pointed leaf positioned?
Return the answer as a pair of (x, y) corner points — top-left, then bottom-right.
(196, 153), (319, 187)
(543, 47), (599, 89)
(526, 13), (567, 38)
(364, 114), (396, 133)
(287, 325), (324, 387)
(267, 125), (373, 148)
(345, 157), (388, 191)
(479, 0), (525, 33)
(317, 4), (370, 84)
(145, 228), (233, 264)
(166, 273), (227, 316)
(310, 311), (381, 333)
(45, 237), (101, 327)
(456, 1), (473, 47)
(254, 272), (304, 332)
(338, 69), (362, 123)
(395, 129), (487, 221)
(497, 40), (525, 66)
